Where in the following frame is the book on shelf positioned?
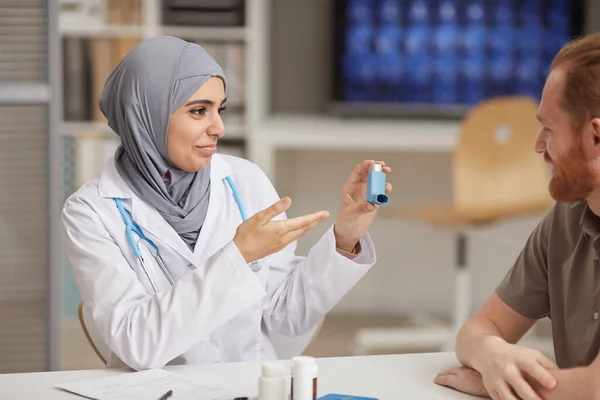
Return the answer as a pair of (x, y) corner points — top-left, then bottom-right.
(63, 36), (142, 123)
(91, 37), (142, 122)
(106, 0), (143, 26)
(162, 0), (245, 27)
(63, 37), (91, 121)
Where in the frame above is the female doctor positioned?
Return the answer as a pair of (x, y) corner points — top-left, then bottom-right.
(61, 36), (392, 371)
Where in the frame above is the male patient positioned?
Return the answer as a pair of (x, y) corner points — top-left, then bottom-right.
(434, 33), (600, 400)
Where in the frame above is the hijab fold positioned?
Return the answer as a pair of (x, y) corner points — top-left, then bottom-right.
(99, 36), (227, 250)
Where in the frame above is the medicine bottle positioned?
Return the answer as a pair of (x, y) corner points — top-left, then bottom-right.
(290, 356), (317, 400)
(258, 362), (286, 400)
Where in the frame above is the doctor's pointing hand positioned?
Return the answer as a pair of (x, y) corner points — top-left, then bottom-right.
(61, 36), (390, 371)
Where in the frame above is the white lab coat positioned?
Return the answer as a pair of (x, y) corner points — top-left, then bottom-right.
(61, 154), (376, 371)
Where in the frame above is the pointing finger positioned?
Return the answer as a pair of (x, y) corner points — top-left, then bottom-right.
(255, 197), (291, 225)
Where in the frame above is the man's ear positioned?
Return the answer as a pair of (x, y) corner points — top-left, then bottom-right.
(591, 118), (600, 155)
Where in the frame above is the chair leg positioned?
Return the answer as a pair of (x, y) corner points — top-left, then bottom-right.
(444, 231), (471, 351)
(351, 231), (472, 355)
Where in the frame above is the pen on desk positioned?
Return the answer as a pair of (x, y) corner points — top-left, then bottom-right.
(157, 389), (173, 400)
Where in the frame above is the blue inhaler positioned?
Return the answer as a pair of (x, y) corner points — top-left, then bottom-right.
(366, 164), (389, 205)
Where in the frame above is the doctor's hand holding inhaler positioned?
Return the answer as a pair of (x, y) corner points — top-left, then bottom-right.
(333, 160), (392, 253)
(61, 35), (392, 370)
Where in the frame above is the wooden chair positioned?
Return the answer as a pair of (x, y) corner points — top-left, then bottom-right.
(352, 96), (553, 355)
(78, 303), (107, 365)
(78, 302), (324, 365)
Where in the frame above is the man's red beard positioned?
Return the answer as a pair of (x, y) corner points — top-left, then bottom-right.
(545, 141), (598, 202)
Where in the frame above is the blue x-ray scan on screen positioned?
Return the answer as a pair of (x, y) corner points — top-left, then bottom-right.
(338, 0), (575, 108)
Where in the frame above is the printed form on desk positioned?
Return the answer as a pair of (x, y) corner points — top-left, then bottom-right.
(55, 369), (241, 400)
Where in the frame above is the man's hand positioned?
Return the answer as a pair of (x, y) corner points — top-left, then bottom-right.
(471, 338), (558, 400)
(434, 366), (490, 398)
(437, 358), (600, 400)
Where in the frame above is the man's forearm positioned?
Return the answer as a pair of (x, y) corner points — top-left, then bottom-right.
(456, 314), (506, 370)
(534, 366), (595, 400)
(535, 350), (600, 399)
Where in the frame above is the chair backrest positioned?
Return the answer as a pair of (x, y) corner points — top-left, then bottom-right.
(78, 302), (323, 363)
(453, 96), (551, 217)
(78, 303), (108, 365)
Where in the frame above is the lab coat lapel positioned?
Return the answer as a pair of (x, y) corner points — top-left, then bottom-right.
(131, 194), (198, 267)
(192, 155), (232, 260)
(99, 155), (232, 268)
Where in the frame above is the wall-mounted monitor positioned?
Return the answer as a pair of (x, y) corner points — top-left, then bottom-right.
(331, 0), (586, 118)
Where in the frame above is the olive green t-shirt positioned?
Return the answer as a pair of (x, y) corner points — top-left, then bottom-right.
(496, 201), (600, 368)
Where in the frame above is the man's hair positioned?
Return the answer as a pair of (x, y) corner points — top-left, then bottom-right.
(551, 33), (600, 134)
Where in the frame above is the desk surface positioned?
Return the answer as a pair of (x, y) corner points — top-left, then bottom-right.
(0, 352), (478, 399)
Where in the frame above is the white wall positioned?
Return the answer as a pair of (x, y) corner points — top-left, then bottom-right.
(275, 150), (545, 316)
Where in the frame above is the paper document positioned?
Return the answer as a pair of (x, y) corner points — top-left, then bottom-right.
(55, 369), (238, 400)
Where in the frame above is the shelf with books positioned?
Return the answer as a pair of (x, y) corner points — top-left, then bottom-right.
(59, 0), (260, 186)
(60, 0), (250, 146)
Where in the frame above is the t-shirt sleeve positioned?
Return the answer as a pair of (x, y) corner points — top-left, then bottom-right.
(495, 206), (554, 320)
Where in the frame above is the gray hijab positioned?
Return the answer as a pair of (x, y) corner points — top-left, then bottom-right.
(99, 36), (226, 250)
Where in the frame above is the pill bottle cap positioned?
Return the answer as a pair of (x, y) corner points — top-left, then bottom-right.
(292, 356), (315, 365)
(261, 362), (285, 377)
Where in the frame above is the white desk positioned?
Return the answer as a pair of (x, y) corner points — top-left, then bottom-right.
(0, 352), (479, 399)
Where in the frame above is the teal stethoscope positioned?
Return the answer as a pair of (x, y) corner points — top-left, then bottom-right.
(114, 176), (256, 293)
